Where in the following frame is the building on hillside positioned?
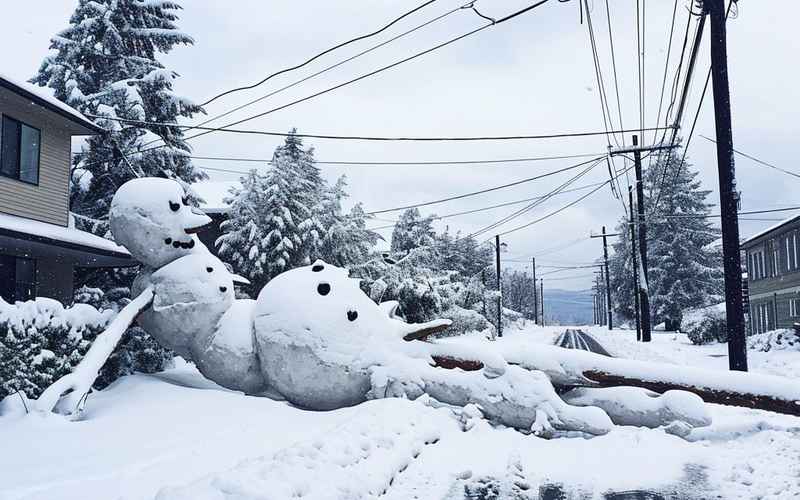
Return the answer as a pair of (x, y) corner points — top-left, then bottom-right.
(741, 214), (800, 334)
(0, 74), (132, 304)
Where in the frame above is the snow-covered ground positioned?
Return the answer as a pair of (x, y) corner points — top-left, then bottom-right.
(2, 325), (799, 500)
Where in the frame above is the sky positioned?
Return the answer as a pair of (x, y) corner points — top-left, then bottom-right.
(2, 0), (799, 291)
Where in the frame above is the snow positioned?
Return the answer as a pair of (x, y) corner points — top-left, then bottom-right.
(0, 72), (100, 132)
(0, 212), (129, 256)
(2, 352), (798, 499)
(741, 212), (800, 246)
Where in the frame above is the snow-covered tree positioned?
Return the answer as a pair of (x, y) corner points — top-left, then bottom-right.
(316, 176), (380, 266)
(608, 148), (723, 329)
(390, 208), (437, 255)
(217, 132), (323, 293)
(31, 0), (204, 236)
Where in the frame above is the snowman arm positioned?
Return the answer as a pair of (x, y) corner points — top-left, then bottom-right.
(36, 287), (155, 414)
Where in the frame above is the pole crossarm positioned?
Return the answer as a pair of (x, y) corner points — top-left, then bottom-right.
(608, 143), (679, 156)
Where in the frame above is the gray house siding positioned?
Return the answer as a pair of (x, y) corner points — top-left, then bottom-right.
(743, 218), (800, 333)
(0, 85), (73, 227)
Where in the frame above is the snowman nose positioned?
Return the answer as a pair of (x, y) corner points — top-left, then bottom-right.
(219, 286), (228, 293)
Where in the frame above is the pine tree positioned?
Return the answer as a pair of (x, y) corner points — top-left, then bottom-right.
(31, 0), (204, 236)
(390, 208), (438, 256)
(217, 132), (323, 293)
(608, 148), (723, 329)
(316, 176), (379, 266)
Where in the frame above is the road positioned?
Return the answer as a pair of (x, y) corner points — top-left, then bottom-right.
(554, 328), (612, 357)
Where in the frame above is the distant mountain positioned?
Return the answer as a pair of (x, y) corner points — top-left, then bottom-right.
(542, 288), (594, 326)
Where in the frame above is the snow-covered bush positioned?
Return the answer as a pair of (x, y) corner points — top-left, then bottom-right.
(682, 303), (727, 345)
(439, 305), (493, 337)
(0, 297), (171, 400)
(747, 329), (800, 352)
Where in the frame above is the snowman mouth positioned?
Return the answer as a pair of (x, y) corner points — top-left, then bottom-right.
(164, 237), (196, 250)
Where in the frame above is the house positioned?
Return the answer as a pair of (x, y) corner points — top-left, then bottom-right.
(0, 74), (132, 304)
(741, 214), (800, 334)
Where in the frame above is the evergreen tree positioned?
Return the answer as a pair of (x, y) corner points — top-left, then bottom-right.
(390, 208), (437, 255)
(217, 131), (323, 293)
(316, 176), (379, 266)
(31, 0), (203, 236)
(608, 149), (723, 329)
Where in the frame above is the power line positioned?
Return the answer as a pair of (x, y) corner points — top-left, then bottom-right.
(199, 0), (440, 107)
(661, 206), (800, 219)
(465, 158), (604, 240)
(365, 181), (607, 230)
(651, 0), (679, 149)
(699, 135), (800, 180)
(160, 1), (473, 148)
(88, 115), (674, 144)
(188, 151), (606, 166)
(365, 156), (604, 215)
(165, 0), (554, 149)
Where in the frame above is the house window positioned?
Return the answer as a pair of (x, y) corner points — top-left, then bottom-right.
(1, 115), (41, 184)
(749, 249), (766, 280)
(0, 254), (37, 303)
(789, 298), (800, 317)
(770, 239), (780, 277)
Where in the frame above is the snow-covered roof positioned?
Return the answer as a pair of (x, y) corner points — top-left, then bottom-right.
(0, 212), (130, 259)
(193, 180), (240, 214)
(0, 73), (104, 134)
(741, 213), (800, 247)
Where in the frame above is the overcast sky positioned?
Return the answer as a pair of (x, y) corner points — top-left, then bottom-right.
(3, 0), (799, 291)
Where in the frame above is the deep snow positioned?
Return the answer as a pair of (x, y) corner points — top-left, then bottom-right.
(1, 325), (799, 500)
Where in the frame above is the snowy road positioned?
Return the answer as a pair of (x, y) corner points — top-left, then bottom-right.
(554, 328), (613, 356)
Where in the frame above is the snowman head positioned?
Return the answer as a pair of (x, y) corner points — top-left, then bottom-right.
(110, 178), (212, 269)
(253, 260), (451, 360)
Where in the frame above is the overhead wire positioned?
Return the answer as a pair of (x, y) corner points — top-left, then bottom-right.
(198, 0), (440, 107)
(699, 135), (800, 181)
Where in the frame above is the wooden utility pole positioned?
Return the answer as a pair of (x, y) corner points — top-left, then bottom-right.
(629, 187), (642, 341)
(495, 235), (503, 338)
(707, 0), (747, 371)
(602, 226), (613, 330)
(532, 257), (538, 324)
(540, 279), (545, 326)
(632, 135), (652, 342)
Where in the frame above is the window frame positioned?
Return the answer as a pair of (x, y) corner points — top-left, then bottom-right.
(0, 114), (41, 186)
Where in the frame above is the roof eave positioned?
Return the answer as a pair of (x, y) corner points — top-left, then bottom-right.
(0, 77), (105, 135)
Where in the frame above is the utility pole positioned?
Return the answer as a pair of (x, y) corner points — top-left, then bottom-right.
(602, 226), (613, 330)
(707, 0), (747, 371)
(540, 279), (545, 326)
(532, 257), (538, 325)
(629, 187), (642, 341)
(632, 135), (652, 342)
(495, 235), (503, 338)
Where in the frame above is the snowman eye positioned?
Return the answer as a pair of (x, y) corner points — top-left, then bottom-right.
(312, 264), (324, 272)
(182, 195), (190, 206)
(206, 267), (213, 273)
(347, 310), (358, 322)
(317, 283), (331, 296)
(169, 201), (180, 212)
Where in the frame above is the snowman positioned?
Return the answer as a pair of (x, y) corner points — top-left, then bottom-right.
(35, 177), (711, 436)
(109, 177), (211, 269)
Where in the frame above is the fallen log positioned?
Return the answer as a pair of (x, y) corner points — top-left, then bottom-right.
(499, 342), (800, 417)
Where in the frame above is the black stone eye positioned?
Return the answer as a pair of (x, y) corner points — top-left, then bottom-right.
(312, 264), (324, 272)
(317, 283), (331, 296)
(169, 201), (180, 212)
(182, 195), (190, 206)
(206, 267), (213, 273)
(347, 310), (358, 321)
(219, 286), (227, 293)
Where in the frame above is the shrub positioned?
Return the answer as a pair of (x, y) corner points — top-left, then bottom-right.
(0, 296), (171, 400)
(682, 304), (727, 345)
